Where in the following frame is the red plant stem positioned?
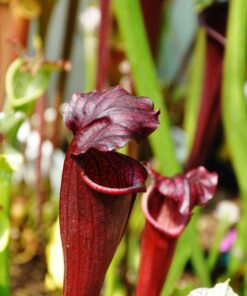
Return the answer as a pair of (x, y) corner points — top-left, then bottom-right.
(186, 2), (227, 170)
(135, 167), (218, 296)
(96, 0), (111, 91)
(136, 222), (177, 296)
(52, 0), (79, 148)
(186, 40), (223, 170)
(140, 0), (165, 57)
(35, 96), (45, 227)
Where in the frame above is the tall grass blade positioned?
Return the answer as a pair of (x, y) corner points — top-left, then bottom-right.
(113, 0), (181, 176)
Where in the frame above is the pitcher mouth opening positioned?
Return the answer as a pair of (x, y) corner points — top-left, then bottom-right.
(73, 149), (147, 195)
(142, 184), (189, 238)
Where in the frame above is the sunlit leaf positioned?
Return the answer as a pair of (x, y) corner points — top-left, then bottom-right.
(0, 148), (23, 172)
(6, 58), (52, 111)
(5, 57), (69, 113)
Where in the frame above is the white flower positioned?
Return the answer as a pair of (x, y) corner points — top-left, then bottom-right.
(188, 280), (238, 296)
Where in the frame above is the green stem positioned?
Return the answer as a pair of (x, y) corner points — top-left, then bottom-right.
(222, 0), (247, 201)
(113, 0), (181, 176)
(207, 220), (229, 272)
(190, 211), (211, 286)
(0, 171), (11, 296)
(184, 29), (206, 152)
(222, 0), (247, 292)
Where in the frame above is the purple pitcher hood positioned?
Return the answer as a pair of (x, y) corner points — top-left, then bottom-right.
(64, 85), (159, 155)
(142, 166), (218, 237)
